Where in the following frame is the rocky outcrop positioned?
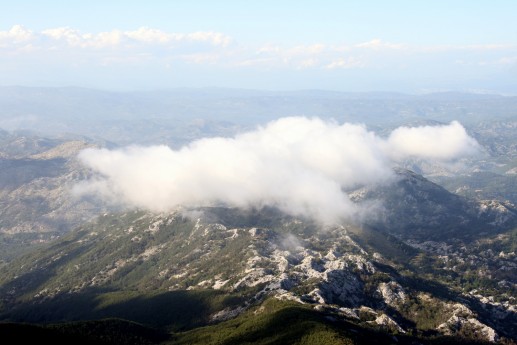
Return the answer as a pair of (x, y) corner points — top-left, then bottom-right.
(377, 281), (406, 307)
(437, 315), (498, 342)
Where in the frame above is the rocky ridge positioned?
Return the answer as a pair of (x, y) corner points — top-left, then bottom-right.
(0, 205), (515, 342)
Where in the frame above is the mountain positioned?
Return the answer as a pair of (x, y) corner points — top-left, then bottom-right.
(2, 86), (517, 146)
(433, 171), (517, 205)
(1, 172), (515, 343)
(0, 133), (105, 261)
(352, 168), (517, 240)
(1, 89), (517, 343)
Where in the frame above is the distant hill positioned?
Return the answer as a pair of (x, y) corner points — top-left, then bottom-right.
(352, 168), (517, 240)
(1, 86), (516, 146)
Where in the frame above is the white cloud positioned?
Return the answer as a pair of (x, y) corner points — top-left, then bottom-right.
(297, 58), (318, 69)
(250, 43), (336, 69)
(257, 44), (326, 58)
(386, 121), (481, 161)
(237, 57), (277, 67)
(356, 39), (406, 50)
(42, 27), (128, 48)
(257, 44), (281, 54)
(95, 30), (125, 47)
(2, 24), (515, 91)
(180, 52), (222, 64)
(460, 44), (516, 51)
(125, 27), (171, 44)
(0, 25), (33, 41)
(185, 32), (232, 47)
(42, 27), (88, 47)
(75, 117), (479, 224)
(419, 43), (517, 54)
(326, 57), (365, 69)
(0, 25), (34, 47)
(3, 25), (232, 50)
(125, 29), (232, 46)
(289, 44), (326, 56)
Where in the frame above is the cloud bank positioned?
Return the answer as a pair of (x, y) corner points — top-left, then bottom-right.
(2, 25), (515, 71)
(75, 117), (480, 223)
(387, 121), (480, 160)
(2, 25), (516, 92)
(1, 25), (231, 49)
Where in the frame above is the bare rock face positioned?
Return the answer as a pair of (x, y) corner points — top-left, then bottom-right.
(377, 281), (406, 307)
(372, 313), (406, 334)
(437, 314), (498, 342)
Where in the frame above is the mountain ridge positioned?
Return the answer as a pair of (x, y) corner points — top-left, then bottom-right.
(1, 170), (515, 342)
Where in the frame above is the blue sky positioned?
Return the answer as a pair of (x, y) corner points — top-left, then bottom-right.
(1, 1), (516, 93)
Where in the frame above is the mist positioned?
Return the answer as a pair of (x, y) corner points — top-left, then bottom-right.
(74, 117), (480, 223)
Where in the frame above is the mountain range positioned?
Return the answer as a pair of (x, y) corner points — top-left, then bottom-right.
(0, 88), (516, 344)
(1, 168), (515, 343)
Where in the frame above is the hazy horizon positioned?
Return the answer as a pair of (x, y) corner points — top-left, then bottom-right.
(1, 85), (515, 97)
(1, 1), (516, 94)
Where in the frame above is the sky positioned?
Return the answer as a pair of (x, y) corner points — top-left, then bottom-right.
(1, 0), (516, 93)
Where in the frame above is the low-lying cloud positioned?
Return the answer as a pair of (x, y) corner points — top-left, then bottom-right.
(74, 117), (480, 223)
(387, 121), (480, 160)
